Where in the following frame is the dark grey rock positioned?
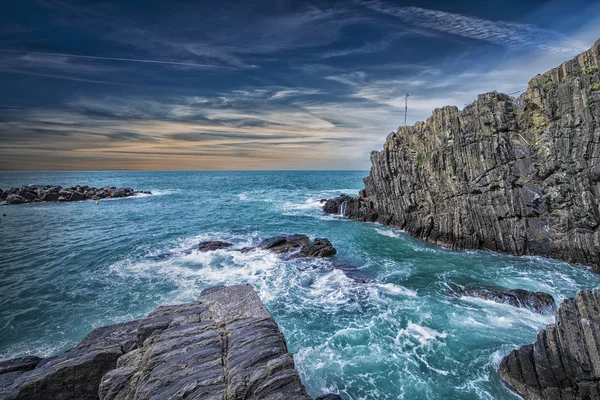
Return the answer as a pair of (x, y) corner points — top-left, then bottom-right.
(324, 38), (600, 270)
(68, 191), (85, 202)
(0, 286), (314, 400)
(0, 185), (151, 205)
(259, 234), (311, 254)
(499, 289), (600, 400)
(298, 238), (337, 258)
(322, 195), (352, 215)
(98, 285), (311, 400)
(198, 240), (233, 251)
(0, 357), (41, 375)
(451, 284), (556, 314)
(259, 234), (337, 259)
(316, 395), (344, 400)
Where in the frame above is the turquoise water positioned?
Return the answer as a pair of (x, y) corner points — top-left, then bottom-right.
(1, 170), (600, 399)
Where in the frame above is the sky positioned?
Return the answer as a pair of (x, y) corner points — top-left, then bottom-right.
(0, 0), (599, 171)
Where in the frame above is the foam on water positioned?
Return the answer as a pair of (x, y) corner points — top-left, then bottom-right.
(3, 170), (600, 400)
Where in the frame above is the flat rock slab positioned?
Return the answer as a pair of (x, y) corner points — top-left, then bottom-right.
(0, 285), (313, 400)
(499, 289), (600, 399)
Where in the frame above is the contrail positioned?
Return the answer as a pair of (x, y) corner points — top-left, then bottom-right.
(0, 49), (238, 69)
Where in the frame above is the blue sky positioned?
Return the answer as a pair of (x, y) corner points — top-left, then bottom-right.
(1, 0), (599, 170)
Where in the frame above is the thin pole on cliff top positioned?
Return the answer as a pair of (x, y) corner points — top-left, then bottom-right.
(405, 93), (409, 126)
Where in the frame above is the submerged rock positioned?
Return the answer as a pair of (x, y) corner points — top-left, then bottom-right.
(451, 284), (556, 314)
(198, 240), (233, 251)
(324, 38), (600, 270)
(499, 289), (600, 400)
(0, 185), (151, 205)
(0, 285), (316, 400)
(258, 234), (337, 258)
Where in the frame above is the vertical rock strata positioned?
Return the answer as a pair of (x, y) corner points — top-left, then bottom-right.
(499, 289), (600, 399)
(0, 285), (312, 400)
(332, 38), (600, 269)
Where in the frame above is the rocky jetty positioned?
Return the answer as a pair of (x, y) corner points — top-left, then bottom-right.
(450, 284), (556, 314)
(0, 185), (151, 205)
(324, 38), (600, 269)
(0, 285), (339, 400)
(499, 289), (600, 400)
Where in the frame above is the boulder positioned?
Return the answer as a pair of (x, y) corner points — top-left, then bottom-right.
(198, 240), (233, 251)
(499, 289), (600, 400)
(259, 234), (311, 254)
(451, 284), (556, 314)
(298, 238), (337, 258)
(259, 234), (337, 258)
(5, 195), (26, 205)
(316, 395), (344, 400)
(68, 191), (85, 202)
(0, 285), (319, 400)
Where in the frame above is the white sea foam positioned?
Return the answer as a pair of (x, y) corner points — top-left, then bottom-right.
(375, 283), (417, 297)
(375, 228), (401, 238)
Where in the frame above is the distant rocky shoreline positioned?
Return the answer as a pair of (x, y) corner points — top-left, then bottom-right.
(0, 185), (151, 205)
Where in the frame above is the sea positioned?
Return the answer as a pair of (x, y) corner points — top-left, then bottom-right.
(1, 170), (599, 400)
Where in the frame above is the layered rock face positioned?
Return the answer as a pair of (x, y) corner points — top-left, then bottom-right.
(499, 289), (600, 400)
(327, 38), (600, 269)
(0, 285), (315, 400)
(0, 185), (151, 205)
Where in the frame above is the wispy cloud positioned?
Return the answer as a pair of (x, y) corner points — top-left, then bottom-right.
(359, 1), (588, 53)
(0, 49), (236, 69)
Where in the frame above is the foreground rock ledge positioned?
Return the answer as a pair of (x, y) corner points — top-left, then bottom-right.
(325, 37), (600, 269)
(499, 289), (600, 400)
(0, 185), (151, 205)
(0, 285), (335, 400)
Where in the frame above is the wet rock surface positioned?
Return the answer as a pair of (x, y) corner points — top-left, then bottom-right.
(325, 38), (600, 269)
(198, 240), (233, 251)
(0, 185), (151, 205)
(0, 285), (316, 400)
(258, 234), (337, 258)
(450, 284), (556, 314)
(499, 289), (600, 400)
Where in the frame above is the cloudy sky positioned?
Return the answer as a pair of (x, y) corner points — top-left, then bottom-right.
(1, 0), (599, 170)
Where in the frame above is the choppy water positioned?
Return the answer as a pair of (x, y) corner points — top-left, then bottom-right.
(1, 170), (599, 399)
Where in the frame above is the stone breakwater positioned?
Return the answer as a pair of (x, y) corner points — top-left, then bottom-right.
(1, 185), (151, 205)
(324, 38), (600, 269)
(0, 285), (341, 400)
(499, 289), (600, 400)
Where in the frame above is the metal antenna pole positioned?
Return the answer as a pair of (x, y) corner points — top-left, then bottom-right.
(405, 93), (409, 126)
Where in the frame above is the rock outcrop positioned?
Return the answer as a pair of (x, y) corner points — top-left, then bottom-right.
(450, 284), (556, 314)
(499, 289), (600, 400)
(325, 38), (600, 269)
(0, 285), (322, 400)
(198, 240), (233, 251)
(257, 234), (337, 258)
(0, 185), (151, 205)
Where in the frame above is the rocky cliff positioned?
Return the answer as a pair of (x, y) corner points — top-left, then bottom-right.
(0, 285), (327, 400)
(326, 38), (600, 269)
(499, 289), (600, 400)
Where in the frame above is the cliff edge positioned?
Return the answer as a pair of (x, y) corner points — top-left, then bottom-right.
(327, 38), (600, 269)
